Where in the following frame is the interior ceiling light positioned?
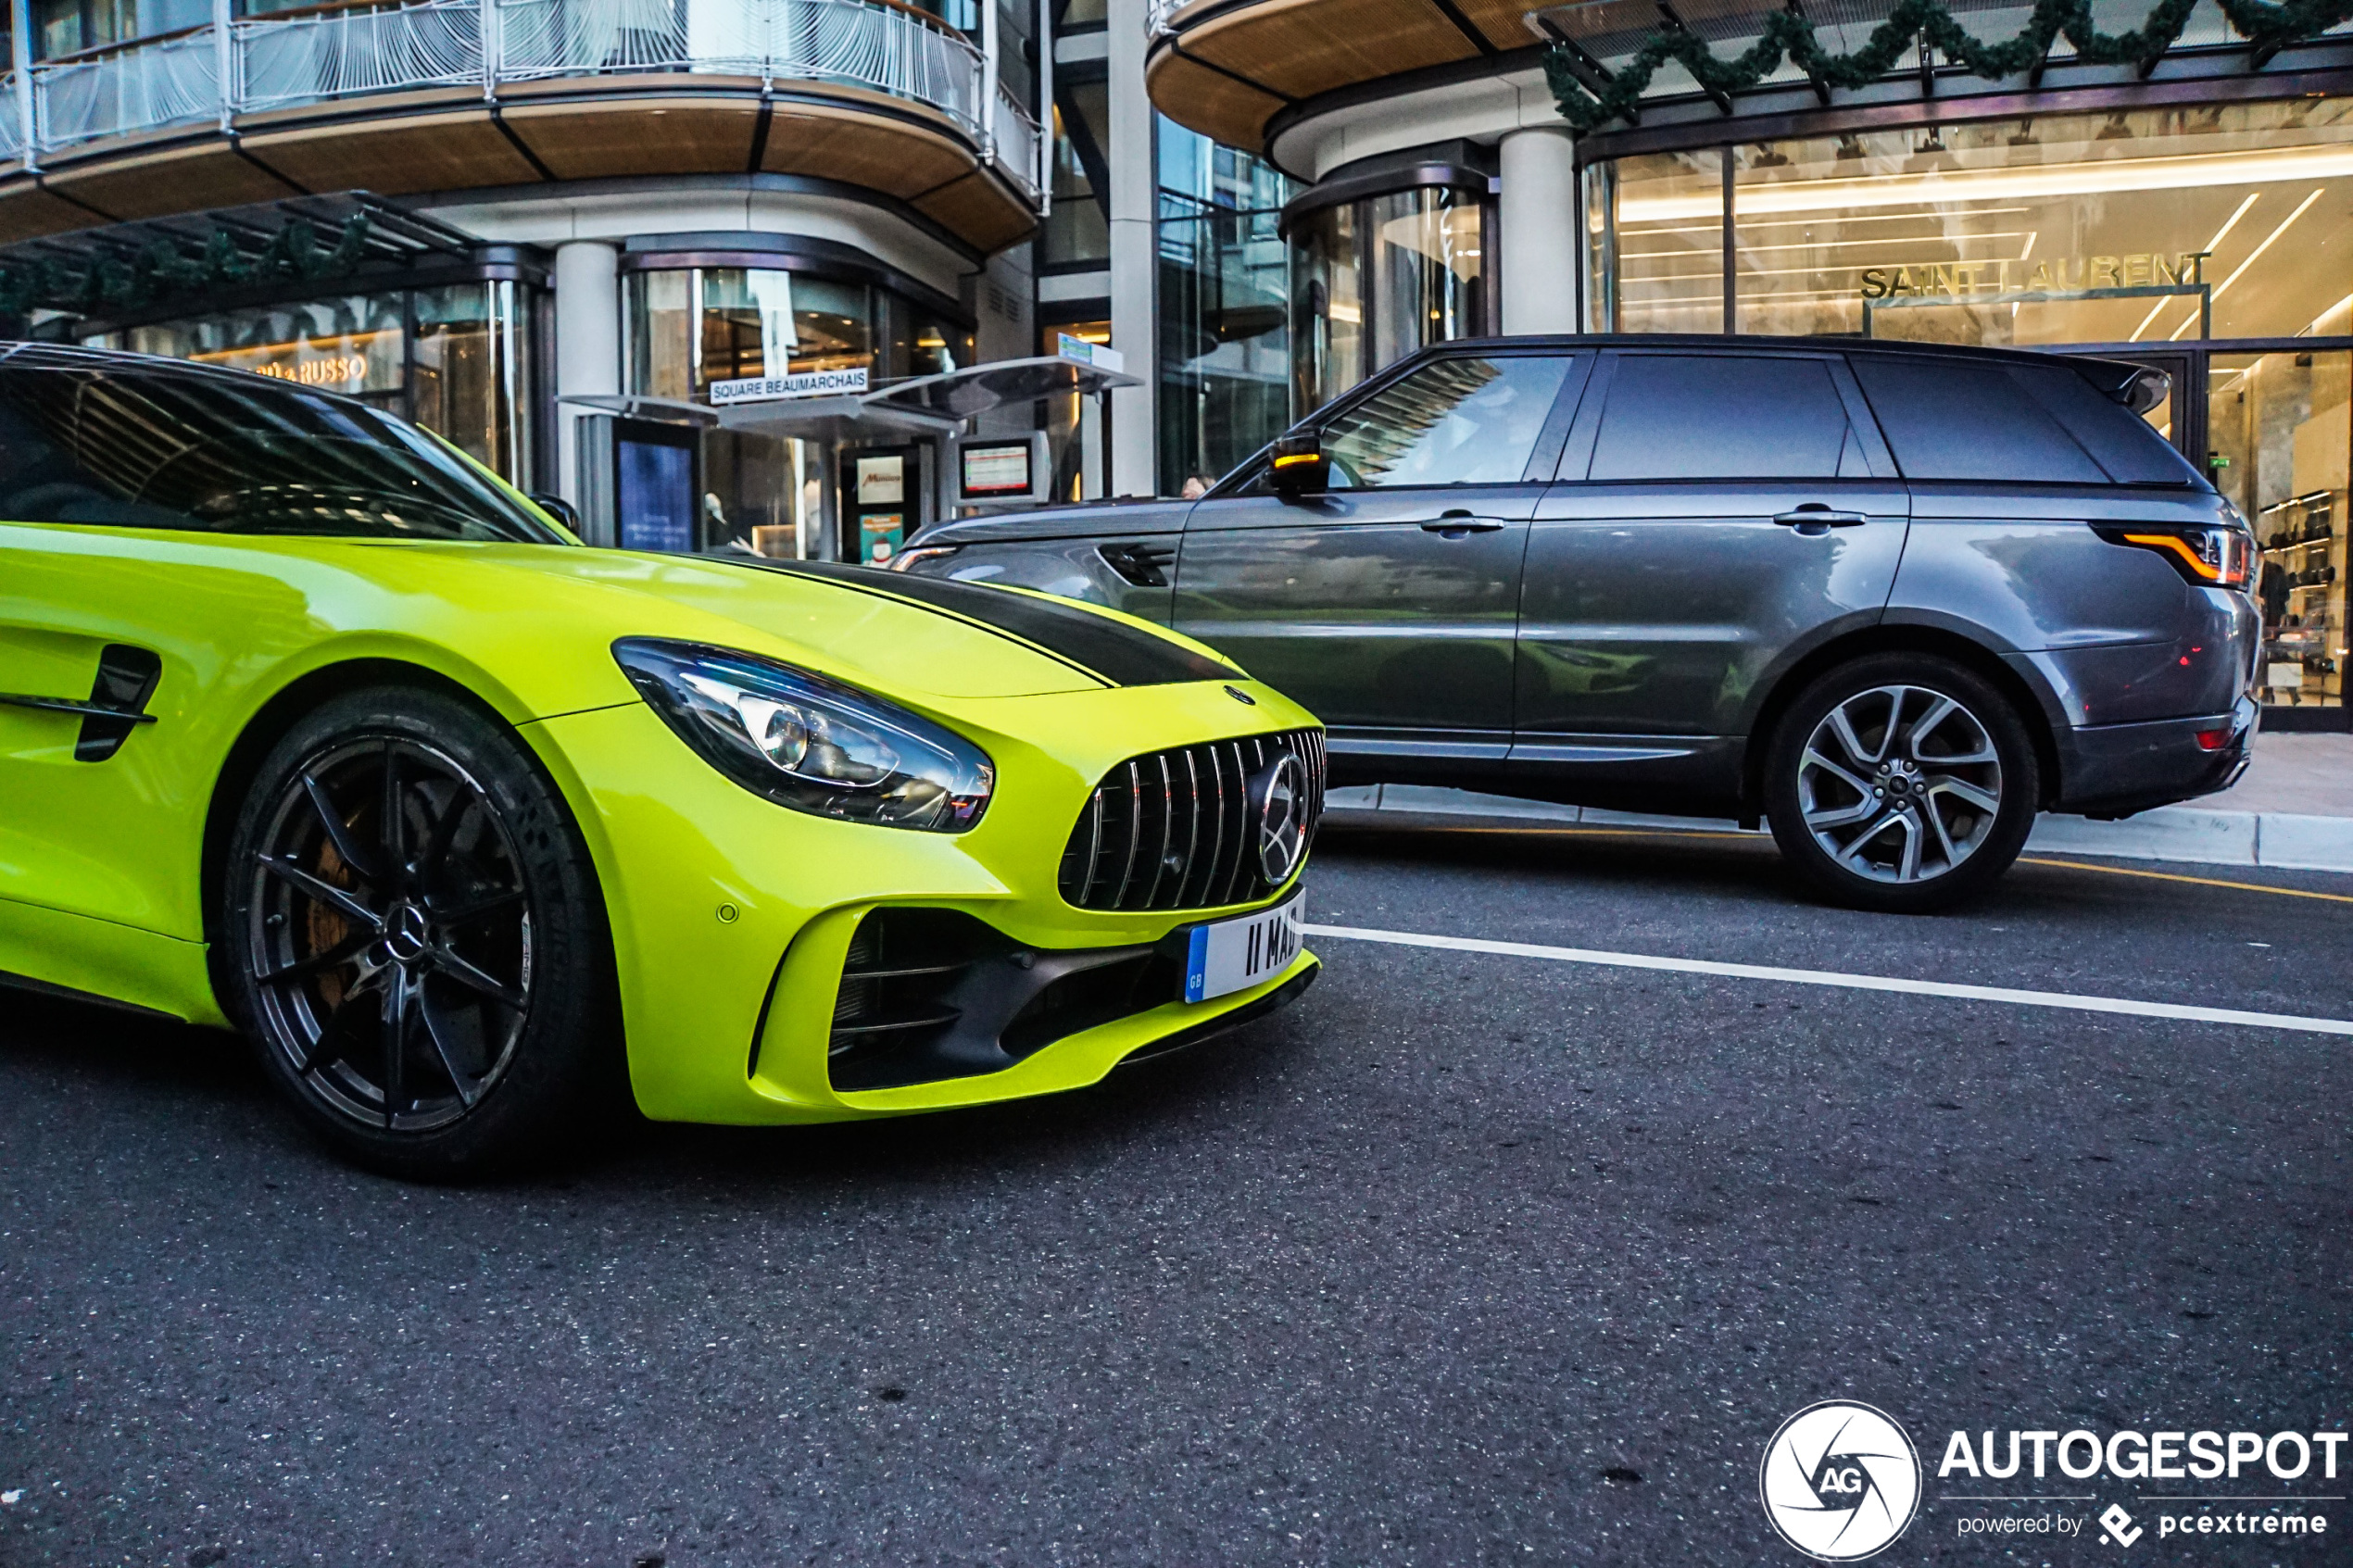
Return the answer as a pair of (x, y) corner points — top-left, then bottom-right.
(1618, 142), (2353, 223)
(2131, 190), (2261, 341)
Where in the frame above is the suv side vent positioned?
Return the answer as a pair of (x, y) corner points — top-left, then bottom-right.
(1098, 542), (1176, 587)
(1058, 728), (1325, 912)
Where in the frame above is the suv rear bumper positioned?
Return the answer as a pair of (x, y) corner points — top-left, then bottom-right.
(2052, 697), (2256, 817)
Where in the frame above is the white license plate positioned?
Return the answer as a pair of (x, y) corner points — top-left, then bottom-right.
(1180, 890), (1305, 1004)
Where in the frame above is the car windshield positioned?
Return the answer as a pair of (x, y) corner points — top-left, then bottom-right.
(0, 359), (566, 543)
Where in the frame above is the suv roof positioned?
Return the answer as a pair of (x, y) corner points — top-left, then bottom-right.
(1403, 333), (2165, 412)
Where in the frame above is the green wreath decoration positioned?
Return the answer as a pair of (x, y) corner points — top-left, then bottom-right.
(1544, 0), (2353, 133)
(0, 212), (371, 331)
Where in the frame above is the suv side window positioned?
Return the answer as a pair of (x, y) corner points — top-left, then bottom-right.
(1319, 355), (1574, 489)
(1587, 354), (1867, 481)
(1849, 356), (2108, 483)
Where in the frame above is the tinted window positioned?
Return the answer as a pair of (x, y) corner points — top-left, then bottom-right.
(2015, 362), (2202, 485)
(1849, 357), (2107, 483)
(0, 362), (564, 541)
(1320, 355), (1572, 488)
(1588, 355), (1860, 481)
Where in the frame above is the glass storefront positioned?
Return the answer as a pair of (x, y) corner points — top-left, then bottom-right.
(85, 282), (536, 485)
(1592, 101), (2353, 345)
(2213, 350), (2349, 711)
(623, 265), (970, 560)
(1159, 124), (1291, 495)
(1584, 95), (2353, 719)
(1290, 184), (1487, 412)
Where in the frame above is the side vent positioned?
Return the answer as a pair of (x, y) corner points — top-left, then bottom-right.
(1098, 541), (1177, 588)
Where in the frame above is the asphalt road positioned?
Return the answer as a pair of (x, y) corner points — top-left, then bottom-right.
(3, 817), (2347, 1567)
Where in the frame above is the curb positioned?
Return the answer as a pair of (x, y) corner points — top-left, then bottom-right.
(1325, 784), (2353, 873)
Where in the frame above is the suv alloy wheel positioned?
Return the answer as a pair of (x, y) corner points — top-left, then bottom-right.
(1763, 654), (2040, 913)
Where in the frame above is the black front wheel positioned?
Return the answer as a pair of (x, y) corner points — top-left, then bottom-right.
(1763, 654), (2040, 914)
(220, 685), (623, 1177)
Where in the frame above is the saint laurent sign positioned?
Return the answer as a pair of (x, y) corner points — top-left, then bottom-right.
(1858, 252), (2210, 300)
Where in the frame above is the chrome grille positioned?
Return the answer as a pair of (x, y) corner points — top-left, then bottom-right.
(1058, 728), (1325, 911)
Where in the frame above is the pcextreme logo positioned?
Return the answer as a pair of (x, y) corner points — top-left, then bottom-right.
(1759, 1401), (1924, 1562)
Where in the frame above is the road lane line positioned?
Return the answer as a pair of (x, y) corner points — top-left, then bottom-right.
(1302, 923), (2353, 1036)
(2019, 856), (2353, 904)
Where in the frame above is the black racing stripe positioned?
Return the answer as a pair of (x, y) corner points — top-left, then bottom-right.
(719, 558), (1241, 687)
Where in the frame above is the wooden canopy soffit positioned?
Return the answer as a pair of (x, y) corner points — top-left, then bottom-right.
(0, 79), (1036, 256)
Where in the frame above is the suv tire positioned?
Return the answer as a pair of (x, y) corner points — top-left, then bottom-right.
(1763, 653), (2039, 914)
(219, 684), (626, 1178)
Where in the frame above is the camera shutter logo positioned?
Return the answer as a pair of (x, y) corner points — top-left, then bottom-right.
(1759, 1401), (1922, 1562)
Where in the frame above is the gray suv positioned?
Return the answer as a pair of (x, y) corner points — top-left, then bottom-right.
(899, 336), (2259, 911)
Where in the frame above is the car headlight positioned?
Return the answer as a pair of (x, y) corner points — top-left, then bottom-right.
(612, 639), (992, 832)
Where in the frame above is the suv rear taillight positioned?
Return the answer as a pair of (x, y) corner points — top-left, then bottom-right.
(2095, 525), (2255, 590)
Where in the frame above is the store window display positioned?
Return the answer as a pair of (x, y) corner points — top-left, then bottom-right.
(88, 282), (535, 484)
(2212, 350), (2349, 712)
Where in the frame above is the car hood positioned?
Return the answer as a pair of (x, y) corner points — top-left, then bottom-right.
(257, 538), (1239, 717)
(915, 496), (1194, 546)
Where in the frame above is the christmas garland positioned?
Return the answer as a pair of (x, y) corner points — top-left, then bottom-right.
(0, 213), (371, 329)
(1544, 0), (2353, 132)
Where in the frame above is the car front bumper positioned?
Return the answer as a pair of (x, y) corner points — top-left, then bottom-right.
(523, 682), (1320, 1124)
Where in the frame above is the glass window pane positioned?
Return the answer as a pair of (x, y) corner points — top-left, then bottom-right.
(1158, 137), (1291, 495)
(1851, 357), (2107, 483)
(1730, 102), (2353, 345)
(1320, 355), (1571, 489)
(151, 295), (404, 401)
(412, 281), (532, 483)
(1366, 188), (1482, 375)
(1291, 203), (1361, 413)
(628, 270), (694, 401)
(1043, 85), (1111, 268)
(1599, 150), (1722, 332)
(1590, 355), (1853, 481)
(2016, 363), (2200, 484)
(2215, 350), (2349, 709)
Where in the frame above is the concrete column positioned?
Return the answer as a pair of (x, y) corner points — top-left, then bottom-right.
(1498, 125), (1579, 336)
(553, 240), (621, 515)
(1104, 0), (1156, 496)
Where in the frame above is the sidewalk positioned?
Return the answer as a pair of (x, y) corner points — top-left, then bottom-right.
(1325, 732), (2353, 872)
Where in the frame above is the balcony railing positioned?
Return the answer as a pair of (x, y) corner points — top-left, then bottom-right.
(10, 0), (1044, 203)
(0, 73), (22, 161)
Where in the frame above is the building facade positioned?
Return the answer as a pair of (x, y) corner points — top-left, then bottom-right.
(1143, 0), (2353, 728)
(0, 0), (1053, 557)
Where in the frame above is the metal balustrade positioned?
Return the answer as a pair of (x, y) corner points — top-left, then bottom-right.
(6, 0), (1045, 206)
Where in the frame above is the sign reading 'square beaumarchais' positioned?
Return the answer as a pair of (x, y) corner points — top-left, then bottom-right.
(707, 366), (870, 406)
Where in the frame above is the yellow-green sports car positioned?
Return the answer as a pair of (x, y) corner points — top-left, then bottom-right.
(0, 345), (1322, 1176)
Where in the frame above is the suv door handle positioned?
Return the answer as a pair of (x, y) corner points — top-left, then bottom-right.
(1421, 514), (1504, 534)
(1773, 505), (1869, 531)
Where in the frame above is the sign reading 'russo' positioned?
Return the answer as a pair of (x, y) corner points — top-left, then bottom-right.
(1858, 250), (2210, 300)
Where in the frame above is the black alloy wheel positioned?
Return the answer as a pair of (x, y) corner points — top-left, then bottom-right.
(221, 685), (623, 1176)
(1763, 653), (2040, 914)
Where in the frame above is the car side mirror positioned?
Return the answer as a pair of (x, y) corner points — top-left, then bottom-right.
(529, 491), (582, 533)
(1267, 433), (1328, 496)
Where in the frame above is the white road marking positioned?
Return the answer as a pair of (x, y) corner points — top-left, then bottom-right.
(1302, 923), (2353, 1037)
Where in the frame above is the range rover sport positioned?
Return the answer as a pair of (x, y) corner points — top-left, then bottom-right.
(898, 336), (2259, 912)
